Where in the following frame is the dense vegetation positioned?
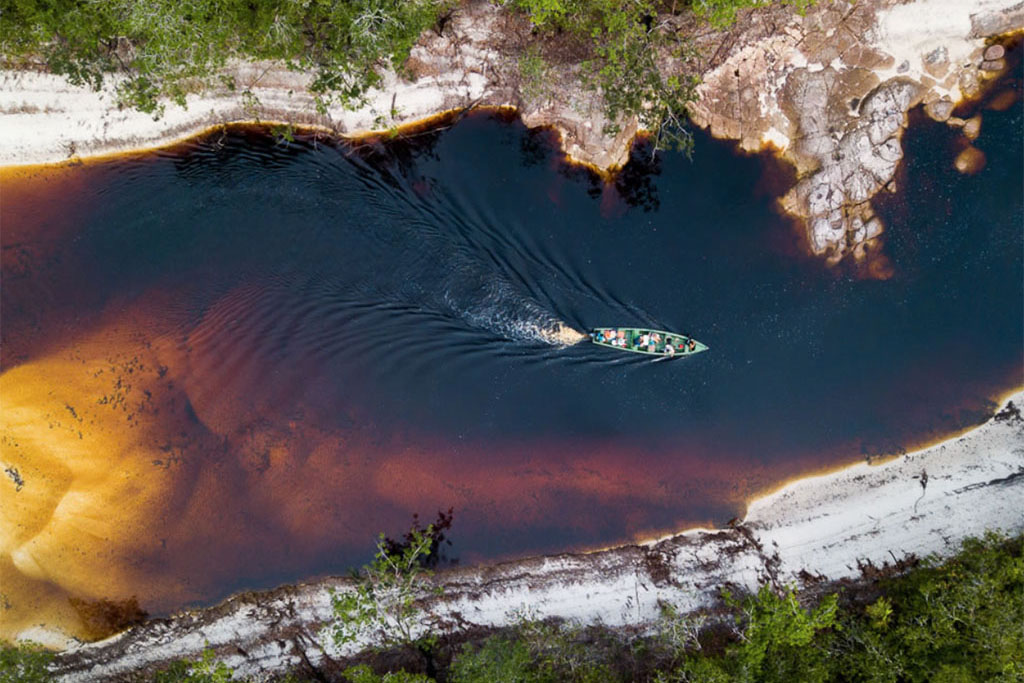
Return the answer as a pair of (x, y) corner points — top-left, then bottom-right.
(4, 532), (1019, 682)
(0, 0), (456, 114)
(513, 0), (700, 153)
(1, 1), (816, 150)
(329, 531), (1023, 683)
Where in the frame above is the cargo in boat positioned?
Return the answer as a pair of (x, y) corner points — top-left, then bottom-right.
(589, 328), (708, 357)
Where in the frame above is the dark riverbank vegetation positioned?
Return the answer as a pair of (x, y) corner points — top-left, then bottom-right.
(0, 1), (815, 149)
(4, 532), (1020, 681)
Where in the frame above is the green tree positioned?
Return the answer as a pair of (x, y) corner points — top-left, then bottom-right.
(514, 0), (699, 154)
(330, 525), (440, 651)
(837, 533), (1024, 682)
(0, 641), (53, 683)
(153, 647), (236, 682)
(663, 586), (839, 682)
(343, 663), (435, 683)
(687, 0), (817, 30)
(450, 636), (541, 683)
(0, 0), (454, 115)
(450, 612), (615, 683)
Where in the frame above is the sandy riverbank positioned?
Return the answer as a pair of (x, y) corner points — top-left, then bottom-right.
(45, 389), (1023, 679)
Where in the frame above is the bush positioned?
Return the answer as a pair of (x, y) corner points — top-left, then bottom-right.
(685, 0), (817, 29)
(0, 641), (53, 683)
(515, 0), (698, 154)
(449, 637), (543, 683)
(0, 0), (455, 114)
(836, 532), (1024, 682)
(153, 648), (235, 682)
(344, 663), (435, 683)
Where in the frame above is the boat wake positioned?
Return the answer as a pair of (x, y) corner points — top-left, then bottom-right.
(442, 276), (585, 347)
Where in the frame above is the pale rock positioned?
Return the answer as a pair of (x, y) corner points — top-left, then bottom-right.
(923, 46), (950, 79)
(984, 43), (1006, 60)
(876, 137), (903, 163)
(963, 114), (982, 140)
(864, 217), (884, 241)
(924, 97), (955, 121)
(959, 68), (982, 97)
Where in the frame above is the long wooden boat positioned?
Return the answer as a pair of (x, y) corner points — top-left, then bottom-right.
(589, 327), (708, 357)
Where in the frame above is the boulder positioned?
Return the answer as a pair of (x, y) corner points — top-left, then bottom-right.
(984, 44), (1005, 61)
(954, 146), (986, 174)
(924, 98), (954, 122)
(963, 115), (982, 141)
(959, 69), (982, 98)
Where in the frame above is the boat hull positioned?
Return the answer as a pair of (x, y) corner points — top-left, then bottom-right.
(589, 328), (708, 357)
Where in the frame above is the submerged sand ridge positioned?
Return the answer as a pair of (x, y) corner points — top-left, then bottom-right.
(46, 391), (1024, 680)
(1, 1), (1021, 266)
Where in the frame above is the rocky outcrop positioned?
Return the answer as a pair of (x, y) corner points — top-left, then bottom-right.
(689, 0), (1022, 267)
(782, 75), (917, 265)
(50, 392), (1024, 681)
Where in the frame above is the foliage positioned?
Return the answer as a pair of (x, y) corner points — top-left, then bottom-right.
(834, 532), (1024, 683)
(344, 663), (435, 683)
(451, 612), (616, 682)
(152, 648), (235, 682)
(724, 585), (838, 682)
(514, 0), (698, 154)
(450, 636), (541, 683)
(380, 508), (455, 570)
(687, 0), (818, 30)
(445, 533), (1022, 682)
(653, 602), (706, 657)
(329, 523), (444, 652)
(0, 0), (454, 115)
(517, 45), (550, 103)
(512, 1), (826, 152)
(0, 641), (53, 683)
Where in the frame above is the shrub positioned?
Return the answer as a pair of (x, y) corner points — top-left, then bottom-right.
(514, 0), (699, 154)
(0, 641), (53, 683)
(0, 0), (455, 115)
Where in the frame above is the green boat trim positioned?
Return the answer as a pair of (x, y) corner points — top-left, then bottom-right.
(589, 327), (708, 357)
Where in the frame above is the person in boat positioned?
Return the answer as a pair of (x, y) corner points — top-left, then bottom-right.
(665, 342), (675, 356)
(636, 332), (649, 348)
(603, 329), (617, 343)
(688, 339), (696, 352)
(615, 330), (627, 347)
(648, 333), (661, 352)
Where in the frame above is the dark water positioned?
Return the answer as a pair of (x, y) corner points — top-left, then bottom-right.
(2, 79), (1021, 617)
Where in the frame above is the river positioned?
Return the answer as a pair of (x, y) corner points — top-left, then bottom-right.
(1, 82), (1020, 639)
